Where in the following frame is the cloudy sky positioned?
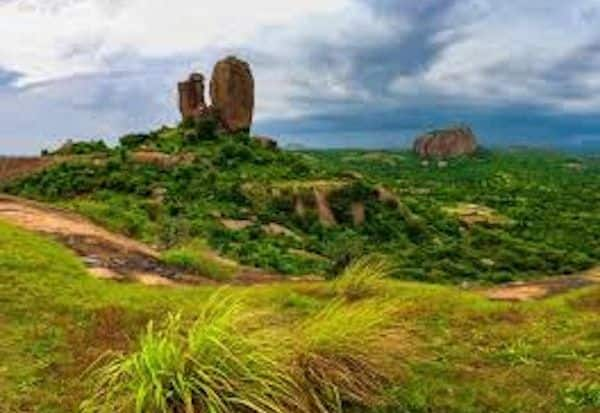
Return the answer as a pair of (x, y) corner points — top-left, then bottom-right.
(1, 0), (600, 154)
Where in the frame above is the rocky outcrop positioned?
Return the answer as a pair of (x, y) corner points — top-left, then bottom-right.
(178, 73), (207, 120)
(178, 57), (255, 134)
(413, 126), (478, 158)
(210, 56), (254, 133)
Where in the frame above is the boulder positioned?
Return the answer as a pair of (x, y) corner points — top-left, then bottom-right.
(178, 73), (207, 120)
(210, 56), (254, 133)
(413, 126), (478, 158)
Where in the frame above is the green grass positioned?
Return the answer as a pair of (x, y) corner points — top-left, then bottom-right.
(160, 239), (237, 281)
(1, 219), (599, 412)
(82, 294), (298, 413)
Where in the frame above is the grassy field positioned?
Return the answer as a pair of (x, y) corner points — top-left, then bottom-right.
(4, 127), (600, 284)
(1, 220), (599, 412)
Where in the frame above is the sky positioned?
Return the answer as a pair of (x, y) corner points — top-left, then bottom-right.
(1, 0), (600, 154)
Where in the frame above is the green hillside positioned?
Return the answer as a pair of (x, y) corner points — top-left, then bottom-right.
(4, 125), (600, 283)
(1, 220), (598, 412)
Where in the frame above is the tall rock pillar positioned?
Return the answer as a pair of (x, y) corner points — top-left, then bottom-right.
(209, 56), (254, 133)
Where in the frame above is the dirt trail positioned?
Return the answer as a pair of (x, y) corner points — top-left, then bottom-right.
(485, 268), (600, 301)
(0, 195), (285, 286)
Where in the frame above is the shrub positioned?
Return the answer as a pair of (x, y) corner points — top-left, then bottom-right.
(52, 140), (110, 155)
(194, 116), (218, 141)
(119, 133), (152, 150)
(334, 255), (394, 301)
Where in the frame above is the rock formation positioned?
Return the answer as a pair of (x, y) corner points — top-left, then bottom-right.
(177, 57), (255, 134)
(413, 126), (478, 158)
(178, 73), (207, 120)
(210, 56), (254, 133)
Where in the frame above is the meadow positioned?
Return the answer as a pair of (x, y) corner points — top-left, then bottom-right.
(1, 220), (599, 412)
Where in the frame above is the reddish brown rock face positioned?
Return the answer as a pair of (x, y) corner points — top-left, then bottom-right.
(178, 73), (206, 120)
(209, 56), (254, 133)
(413, 126), (478, 158)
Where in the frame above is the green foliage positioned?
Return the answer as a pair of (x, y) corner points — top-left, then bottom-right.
(52, 140), (111, 155)
(119, 133), (152, 150)
(194, 116), (218, 141)
(81, 289), (399, 413)
(4, 127), (600, 284)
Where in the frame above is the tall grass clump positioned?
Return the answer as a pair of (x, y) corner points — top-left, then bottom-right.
(81, 291), (299, 413)
(334, 255), (394, 301)
(291, 300), (396, 412)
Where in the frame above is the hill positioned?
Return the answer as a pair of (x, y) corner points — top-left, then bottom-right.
(2, 125), (600, 284)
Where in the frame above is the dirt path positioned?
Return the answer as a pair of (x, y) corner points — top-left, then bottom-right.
(485, 267), (600, 301)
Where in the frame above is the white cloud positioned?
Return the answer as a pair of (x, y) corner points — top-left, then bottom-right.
(0, 0), (351, 85)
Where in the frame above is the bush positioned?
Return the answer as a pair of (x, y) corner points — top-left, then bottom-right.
(119, 133), (152, 150)
(194, 116), (218, 141)
(52, 140), (110, 155)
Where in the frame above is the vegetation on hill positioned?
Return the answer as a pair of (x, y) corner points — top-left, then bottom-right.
(3, 124), (599, 283)
(1, 220), (598, 412)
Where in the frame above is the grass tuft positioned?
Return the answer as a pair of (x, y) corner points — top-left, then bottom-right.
(291, 300), (396, 412)
(334, 255), (394, 301)
(81, 290), (298, 413)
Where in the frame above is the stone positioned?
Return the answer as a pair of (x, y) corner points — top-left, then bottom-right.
(178, 73), (207, 120)
(414, 126), (478, 158)
(263, 223), (301, 240)
(210, 56), (254, 133)
(220, 218), (254, 231)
